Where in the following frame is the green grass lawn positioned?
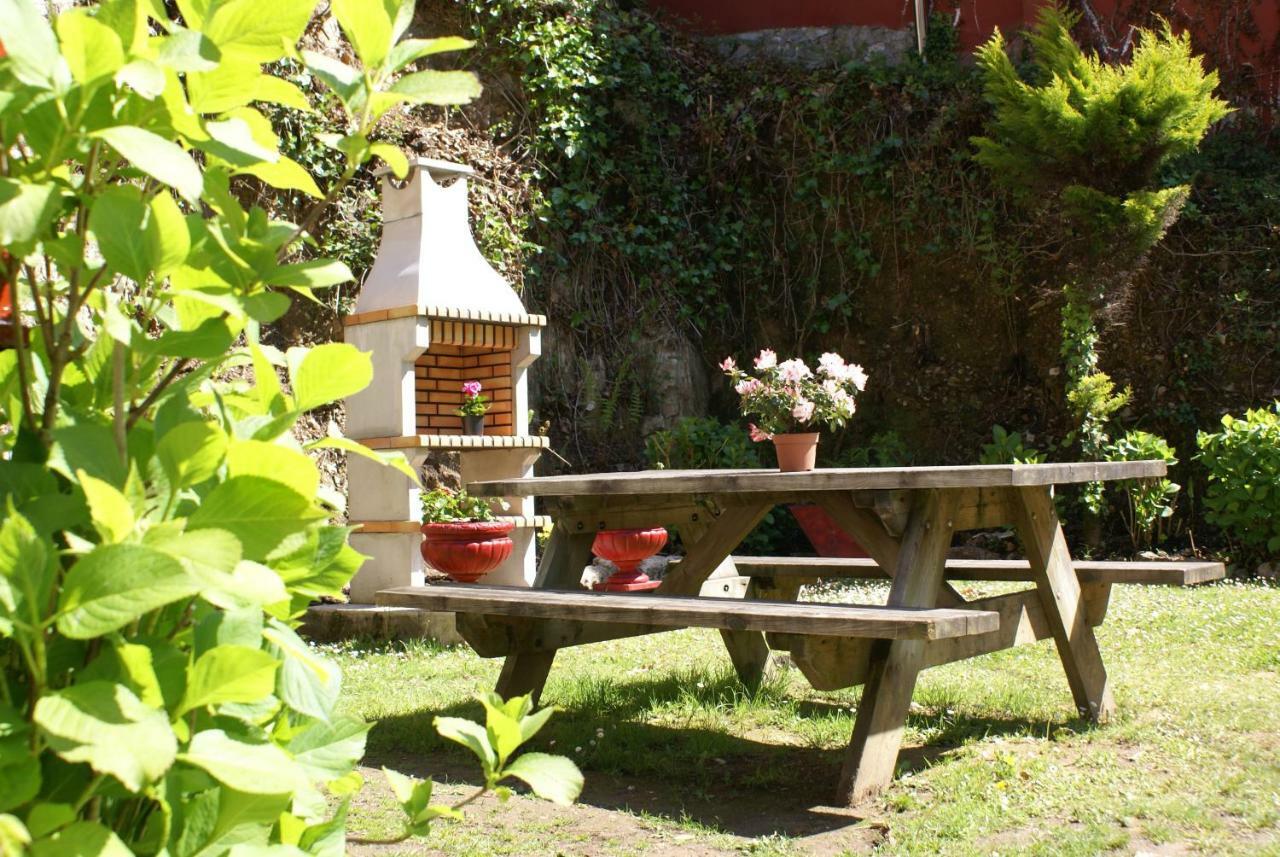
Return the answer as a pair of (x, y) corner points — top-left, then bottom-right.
(330, 581), (1280, 856)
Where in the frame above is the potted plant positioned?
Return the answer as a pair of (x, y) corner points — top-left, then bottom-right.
(420, 487), (514, 583)
(456, 381), (490, 435)
(720, 349), (868, 472)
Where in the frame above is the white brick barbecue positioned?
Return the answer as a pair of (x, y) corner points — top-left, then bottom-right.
(343, 159), (546, 601)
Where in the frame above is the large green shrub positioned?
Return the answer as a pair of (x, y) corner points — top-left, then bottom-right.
(1197, 404), (1280, 561)
(0, 0), (579, 853)
(973, 4), (1229, 523)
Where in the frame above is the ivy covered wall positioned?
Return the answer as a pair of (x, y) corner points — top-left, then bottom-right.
(308, 0), (1279, 546)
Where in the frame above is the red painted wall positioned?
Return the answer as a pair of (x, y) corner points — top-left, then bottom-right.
(647, 0), (1279, 107)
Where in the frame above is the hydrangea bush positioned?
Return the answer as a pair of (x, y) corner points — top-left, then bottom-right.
(0, 0), (579, 852)
(720, 350), (867, 439)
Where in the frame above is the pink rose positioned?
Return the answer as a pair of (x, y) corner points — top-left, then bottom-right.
(754, 349), (777, 370)
(735, 378), (762, 396)
(748, 423), (773, 442)
(462, 380), (482, 397)
(719, 356), (736, 372)
(791, 399), (815, 422)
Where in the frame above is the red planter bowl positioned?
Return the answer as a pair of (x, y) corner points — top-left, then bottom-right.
(420, 520), (515, 583)
(592, 527), (667, 591)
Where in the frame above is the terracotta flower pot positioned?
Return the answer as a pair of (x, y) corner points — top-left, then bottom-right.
(462, 414), (485, 436)
(773, 432), (820, 472)
(420, 520), (514, 583)
(591, 527), (667, 592)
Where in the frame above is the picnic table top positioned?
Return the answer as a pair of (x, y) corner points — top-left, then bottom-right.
(469, 460), (1167, 498)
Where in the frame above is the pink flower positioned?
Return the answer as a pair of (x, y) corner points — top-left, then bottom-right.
(719, 356), (737, 372)
(462, 380), (483, 397)
(748, 423), (773, 442)
(777, 358), (811, 383)
(754, 349), (777, 370)
(735, 378), (762, 396)
(791, 399), (815, 422)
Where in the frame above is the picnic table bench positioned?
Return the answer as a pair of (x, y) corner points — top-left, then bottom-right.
(377, 462), (1225, 805)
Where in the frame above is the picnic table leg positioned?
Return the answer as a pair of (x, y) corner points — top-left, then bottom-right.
(1012, 486), (1115, 723)
(669, 504), (775, 690)
(836, 488), (958, 805)
(493, 526), (595, 704)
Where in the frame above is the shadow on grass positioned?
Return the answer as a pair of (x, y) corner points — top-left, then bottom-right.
(362, 667), (1100, 839)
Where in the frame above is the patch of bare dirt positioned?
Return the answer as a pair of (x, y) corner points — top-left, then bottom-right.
(349, 756), (889, 856)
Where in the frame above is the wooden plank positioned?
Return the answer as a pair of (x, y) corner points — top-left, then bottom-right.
(455, 613), (672, 657)
(491, 527), (594, 702)
(658, 503), (773, 596)
(1013, 486), (1115, 723)
(376, 583), (999, 640)
(774, 586), (1105, 690)
(728, 556), (1226, 586)
(470, 461), (1166, 498)
(838, 488), (959, 805)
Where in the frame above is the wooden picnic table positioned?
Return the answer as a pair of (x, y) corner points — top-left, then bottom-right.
(379, 460), (1223, 805)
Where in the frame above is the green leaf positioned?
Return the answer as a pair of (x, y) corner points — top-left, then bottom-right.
(113, 642), (165, 710)
(205, 115), (280, 164)
(266, 259), (352, 290)
(479, 695), (524, 767)
(390, 70), (481, 105)
(289, 343), (373, 412)
(115, 59), (166, 99)
(226, 440), (318, 498)
(150, 191), (191, 277)
(306, 436), (419, 484)
(253, 75), (313, 112)
(330, 0), (396, 69)
(236, 156), (323, 199)
(56, 10), (125, 87)
(187, 55), (264, 114)
(433, 716), (496, 774)
(502, 753), (583, 806)
(264, 620), (341, 720)
(288, 716), (369, 781)
(202, 0), (316, 62)
(34, 682), (177, 792)
(387, 36), (473, 72)
(368, 143), (409, 179)
(30, 822), (132, 857)
(76, 470), (135, 544)
(180, 729), (301, 794)
(50, 422), (127, 487)
(24, 804), (73, 839)
(300, 50), (362, 110)
(0, 509), (50, 629)
(57, 543), (198, 638)
(0, 0), (69, 89)
(188, 476), (323, 560)
(145, 526), (242, 592)
(156, 420), (227, 489)
(180, 645), (279, 714)
(93, 126), (204, 203)
(157, 28), (222, 71)
(0, 180), (59, 248)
